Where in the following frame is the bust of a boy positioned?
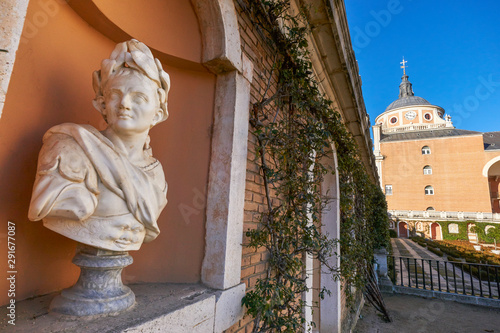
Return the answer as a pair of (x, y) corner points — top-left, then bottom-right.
(28, 40), (169, 252)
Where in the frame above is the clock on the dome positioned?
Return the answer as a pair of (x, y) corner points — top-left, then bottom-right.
(405, 111), (417, 120)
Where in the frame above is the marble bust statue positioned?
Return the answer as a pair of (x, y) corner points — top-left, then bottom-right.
(28, 39), (169, 252)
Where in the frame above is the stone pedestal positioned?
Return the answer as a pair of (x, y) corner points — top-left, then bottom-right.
(50, 244), (135, 317)
(374, 248), (388, 277)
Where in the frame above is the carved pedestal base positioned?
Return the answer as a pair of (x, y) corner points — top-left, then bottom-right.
(50, 244), (135, 317)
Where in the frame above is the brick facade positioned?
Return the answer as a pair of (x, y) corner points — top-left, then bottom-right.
(381, 134), (500, 212)
(227, 1), (276, 331)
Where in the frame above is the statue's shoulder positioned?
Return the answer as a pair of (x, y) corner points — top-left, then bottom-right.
(38, 123), (96, 183)
(40, 123), (87, 159)
(41, 123), (104, 153)
(44, 123), (99, 140)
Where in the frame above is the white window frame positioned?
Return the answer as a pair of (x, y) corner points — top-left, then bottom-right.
(385, 185), (393, 195)
(423, 165), (432, 175)
(425, 186), (434, 195)
(422, 146), (431, 155)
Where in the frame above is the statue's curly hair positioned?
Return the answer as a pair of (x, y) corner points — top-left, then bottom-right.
(92, 39), (170, 123)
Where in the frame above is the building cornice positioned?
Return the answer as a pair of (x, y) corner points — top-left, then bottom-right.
(381, 132), (483, 144)
(297, 0), (378, 183)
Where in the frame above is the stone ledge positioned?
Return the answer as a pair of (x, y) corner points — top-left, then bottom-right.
(0, 283), (245, 332)
(214, 283), (245, 332)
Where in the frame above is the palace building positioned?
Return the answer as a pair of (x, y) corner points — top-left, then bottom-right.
(373, 64), (500, 240)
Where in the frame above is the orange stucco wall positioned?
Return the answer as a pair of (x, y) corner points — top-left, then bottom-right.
(92, 0), (201, 64)
(0, 1), (214, 305)
(381, 134), (500, 212)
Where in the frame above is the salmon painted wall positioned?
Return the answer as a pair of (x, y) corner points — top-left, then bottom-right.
(0, 1), (215, 305)
(381, 135), (500, 212)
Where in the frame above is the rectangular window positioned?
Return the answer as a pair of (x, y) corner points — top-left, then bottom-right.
(385, 185), (393, 195)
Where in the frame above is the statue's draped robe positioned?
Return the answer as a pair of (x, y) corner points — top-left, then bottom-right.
(28, 123), (167, 243)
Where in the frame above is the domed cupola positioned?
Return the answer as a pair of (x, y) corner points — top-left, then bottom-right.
(374, 59), (451, 134)
(385, 74), (431, 111)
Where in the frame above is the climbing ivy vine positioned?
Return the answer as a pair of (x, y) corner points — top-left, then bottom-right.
(240, 0), (390, 331)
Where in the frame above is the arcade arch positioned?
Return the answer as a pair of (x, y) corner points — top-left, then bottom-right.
(483, 157), (500, 213)
(398, 221), (409, 238)
(430, 222), (442, 240)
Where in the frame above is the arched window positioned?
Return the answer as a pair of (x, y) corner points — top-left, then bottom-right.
(426, 207), (435, 211)
(422, 146), (431, 155)
(423, 165), (432, 175)
(425, 186), (434, 195)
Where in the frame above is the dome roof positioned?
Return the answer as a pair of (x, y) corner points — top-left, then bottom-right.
(385, 74), (432, 111)
(385, 95), (431, 111)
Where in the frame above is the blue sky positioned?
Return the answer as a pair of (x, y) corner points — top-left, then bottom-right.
(345, 0), (500, 133)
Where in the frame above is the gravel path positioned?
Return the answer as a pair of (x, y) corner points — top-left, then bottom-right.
(355, 293), (500, 333)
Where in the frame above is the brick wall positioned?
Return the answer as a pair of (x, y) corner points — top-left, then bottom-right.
(382, 135), (500, 212)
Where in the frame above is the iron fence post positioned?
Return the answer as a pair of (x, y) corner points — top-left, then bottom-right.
(469, 265), (475, 296)
(429, 260), (434, 291)
(421, 259), (426, 290)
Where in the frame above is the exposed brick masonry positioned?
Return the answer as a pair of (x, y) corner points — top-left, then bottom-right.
(225, 0), (280, 331)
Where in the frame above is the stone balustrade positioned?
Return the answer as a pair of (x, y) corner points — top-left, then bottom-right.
(382, 123), (446, 134)
(388, 209), (500, 223)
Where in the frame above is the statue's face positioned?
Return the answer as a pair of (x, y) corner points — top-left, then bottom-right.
(102, 71), (162, 136)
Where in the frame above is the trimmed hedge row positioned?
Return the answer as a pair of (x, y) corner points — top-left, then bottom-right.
(438, 221), (469, 241)
(411, 237), (500, 281)
(431, 220), (500, 243)
(411, 237), (500, 266)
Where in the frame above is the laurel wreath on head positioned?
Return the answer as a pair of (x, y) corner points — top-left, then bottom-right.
(92, 39), (170, 123)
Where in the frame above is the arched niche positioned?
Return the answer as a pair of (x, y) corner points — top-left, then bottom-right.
(0, 0), (251, 306)
(65, 0), (251, 291)
(67, 0), (202, 69)
(63, 0), (217, 286)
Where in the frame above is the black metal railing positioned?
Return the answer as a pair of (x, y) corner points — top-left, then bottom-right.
(389, 256), (500, 299)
